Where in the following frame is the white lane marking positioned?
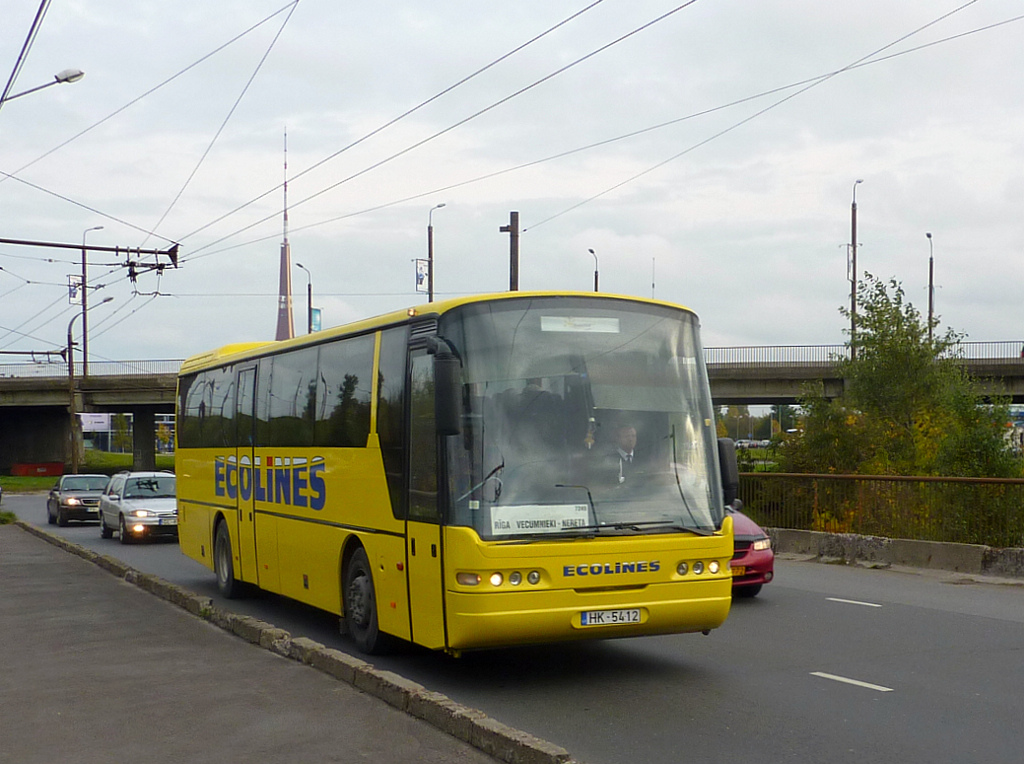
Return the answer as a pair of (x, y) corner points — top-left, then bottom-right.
(826, 597), (882, 608)
(811, 672), (894, 692)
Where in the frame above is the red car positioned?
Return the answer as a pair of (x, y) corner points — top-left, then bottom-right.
(728, 506), (774, 597)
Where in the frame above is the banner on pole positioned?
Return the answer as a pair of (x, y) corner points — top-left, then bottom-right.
(415, 259), (429, 293)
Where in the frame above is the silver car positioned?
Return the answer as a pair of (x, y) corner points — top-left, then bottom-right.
(98, 471), (178, 544)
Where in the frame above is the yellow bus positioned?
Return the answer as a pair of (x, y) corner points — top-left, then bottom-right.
(175, 292), (737, 655)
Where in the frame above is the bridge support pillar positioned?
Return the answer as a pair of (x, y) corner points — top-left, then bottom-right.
(131, 407), (157, 471)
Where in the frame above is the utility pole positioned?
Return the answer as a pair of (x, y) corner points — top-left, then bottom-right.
(81, 226), (103, 377)
(850, 179), (863, 360)
(926, 232), (934, 344)
(499, 211), (519, 291)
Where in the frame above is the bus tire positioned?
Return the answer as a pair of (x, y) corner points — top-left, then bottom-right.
(344, 548), (391, 655)
(214, 521), (244, 599)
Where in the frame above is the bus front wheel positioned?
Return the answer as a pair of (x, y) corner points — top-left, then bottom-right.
(214, 522), (243, 599)
(344, 548), (391, 654)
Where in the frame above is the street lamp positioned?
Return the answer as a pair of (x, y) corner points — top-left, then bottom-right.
(81, 225), (103, 377)
(427, 203), (446, 302)
(0, 68), (84, 105)
(588, 248), (599, 293)
(67, 296), (113, 473)
(295, 262), (312, 334)
(850, 179), (863, 359)
(926, 232), (934, 343)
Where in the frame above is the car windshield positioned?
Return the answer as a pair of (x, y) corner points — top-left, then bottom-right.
(439, 297), (724, 540)
(124, 476), (176, 499)
(62, 476), (109, 491)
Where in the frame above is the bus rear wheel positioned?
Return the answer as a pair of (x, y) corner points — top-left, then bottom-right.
(214, 521), (243, 599)
(344, 548), (391, 655)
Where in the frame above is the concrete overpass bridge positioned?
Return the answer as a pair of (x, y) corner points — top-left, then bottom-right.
(2, 342), (1023, 472)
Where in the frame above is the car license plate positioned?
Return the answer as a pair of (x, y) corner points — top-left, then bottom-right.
(580, 609), (640, 627)
(160, 517), (178, 526)
(731, 566), (746, 576)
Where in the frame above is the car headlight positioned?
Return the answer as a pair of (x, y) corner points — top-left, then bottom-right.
(753, 538), (771, 551)
(131, 509), (152, 518)
(64, 497), (81, 506)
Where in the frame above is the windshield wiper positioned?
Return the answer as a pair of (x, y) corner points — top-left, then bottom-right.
(458, 460), (504, 503)
(554, 483), (599, 524)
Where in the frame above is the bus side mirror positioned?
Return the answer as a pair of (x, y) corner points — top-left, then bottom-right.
(435, 354), (462, 437)
(717, 437), (739, 507)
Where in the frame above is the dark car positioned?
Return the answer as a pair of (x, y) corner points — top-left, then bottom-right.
(46, 474), (110, 526)
(728, 505), (774, 597)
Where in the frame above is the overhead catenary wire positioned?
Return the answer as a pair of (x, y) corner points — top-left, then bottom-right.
(0, 0), (52, 114)
(181, 0), (701, 259)
(140, 1), (301, 246)
(183, 8), (1021, 265)
(526, 0), (987, 231)
(0, 1), (299, 189)
(176, 0), (610, 248)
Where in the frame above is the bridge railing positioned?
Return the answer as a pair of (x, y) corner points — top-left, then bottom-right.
(740, 472), (1024, 548)
(1, 341), (1021, 378)
(705, 340), (1024, 367)
(0, 359), (183, 379)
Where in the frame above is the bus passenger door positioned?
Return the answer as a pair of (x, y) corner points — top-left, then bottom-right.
(405, 351), (446, 649)
(235, 366), (259, 584)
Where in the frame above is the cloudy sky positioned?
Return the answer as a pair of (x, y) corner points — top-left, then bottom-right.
(2, 0), (1022, 366)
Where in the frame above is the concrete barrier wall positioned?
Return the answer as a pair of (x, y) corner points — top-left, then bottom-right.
(771, 528), (1024, 579)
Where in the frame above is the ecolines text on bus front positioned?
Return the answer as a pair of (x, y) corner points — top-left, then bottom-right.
(214, 455), (326, 510)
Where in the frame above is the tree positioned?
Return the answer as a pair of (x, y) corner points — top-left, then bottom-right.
(778, 274), (1019, 478)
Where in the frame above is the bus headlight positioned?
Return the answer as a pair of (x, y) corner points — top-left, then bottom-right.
(676, 561), (688, 576)
(708, 561), (720, 574)
(456, 572), (481, 586)
(509, 572), (522, 586)
(527, 570), (541, 585)
(489, 572), (503, 587)
(693, 561), (704, 575)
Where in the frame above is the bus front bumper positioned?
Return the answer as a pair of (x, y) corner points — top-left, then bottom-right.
(444, 578), (731, 651)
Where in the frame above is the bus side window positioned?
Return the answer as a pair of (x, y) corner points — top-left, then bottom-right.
(408, 351), (439, 523)
(378, 326), (409, 521)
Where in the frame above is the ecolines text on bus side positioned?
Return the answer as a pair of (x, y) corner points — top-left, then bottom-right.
(214, 455), (326, 510)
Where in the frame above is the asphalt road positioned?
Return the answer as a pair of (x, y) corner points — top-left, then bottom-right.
(6, 493), (1024, 764)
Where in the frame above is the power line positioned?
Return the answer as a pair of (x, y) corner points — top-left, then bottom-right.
(141, 1), (301, 246)
(183, 1), (699, 259)
(0, 0), (52, 113)
(527, 0), (988, 231)
(176, 0), (610, 248)
(0, 1), (299, 190)
(185, 9), (1022, 264)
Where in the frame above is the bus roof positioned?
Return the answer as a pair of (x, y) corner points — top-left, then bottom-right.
(177, 290), (699, 375)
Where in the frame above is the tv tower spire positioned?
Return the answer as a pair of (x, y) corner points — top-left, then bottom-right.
(274, 128), (295, 340)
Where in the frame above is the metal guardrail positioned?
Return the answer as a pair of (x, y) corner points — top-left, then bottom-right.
(0, 359), (183, 379)
(740, 472), (1024, 549)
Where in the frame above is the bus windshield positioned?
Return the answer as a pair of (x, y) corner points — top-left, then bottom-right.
(440, 296), (723, 540)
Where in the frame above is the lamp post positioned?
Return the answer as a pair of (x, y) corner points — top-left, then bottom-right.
(81, 225), (103, 377)
(0, 68), (84, 107)
(850, 179), (863, 359)
(67, 296), (113, 472)
(926, 232), (934, 344)
(427, 203), (446, 302)
(295, 262), (312, 334)
(588, 248), (599, 293)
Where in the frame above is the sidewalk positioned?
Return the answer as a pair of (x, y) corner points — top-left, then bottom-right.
(0, 524), (573, 764)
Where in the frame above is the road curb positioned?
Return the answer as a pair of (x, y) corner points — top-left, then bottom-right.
(15, 521), (578, 764)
